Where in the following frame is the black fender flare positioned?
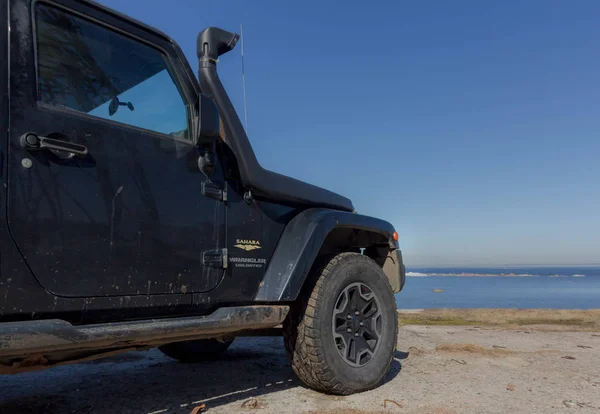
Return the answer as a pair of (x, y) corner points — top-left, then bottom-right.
(254, 208), (405, 301)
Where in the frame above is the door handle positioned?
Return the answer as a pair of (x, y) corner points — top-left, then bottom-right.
(20, 133), (88, 157)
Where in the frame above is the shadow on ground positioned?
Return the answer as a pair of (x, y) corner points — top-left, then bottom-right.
(0, 337), (404, 414)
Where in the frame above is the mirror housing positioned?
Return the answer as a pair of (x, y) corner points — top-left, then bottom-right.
(196, 94), (220, 146)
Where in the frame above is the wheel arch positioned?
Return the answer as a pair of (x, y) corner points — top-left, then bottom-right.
(254, 208), (405, 302)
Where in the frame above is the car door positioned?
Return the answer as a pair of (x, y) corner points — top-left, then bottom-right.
(7, 0), (225, 297)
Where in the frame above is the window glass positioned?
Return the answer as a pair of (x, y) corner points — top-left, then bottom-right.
(35, 4), (189, 138)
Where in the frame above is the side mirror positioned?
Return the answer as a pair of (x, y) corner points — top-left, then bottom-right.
(196, 94), (220, 146)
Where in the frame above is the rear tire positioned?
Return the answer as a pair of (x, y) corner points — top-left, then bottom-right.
(159, 338), (234, 362)
(283, 252), (397, 395)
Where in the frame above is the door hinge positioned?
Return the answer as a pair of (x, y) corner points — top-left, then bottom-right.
(202, 181), (227, 202)
(203, 248), (228, 269)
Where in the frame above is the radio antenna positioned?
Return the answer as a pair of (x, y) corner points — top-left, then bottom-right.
(240, 24), (248, 133)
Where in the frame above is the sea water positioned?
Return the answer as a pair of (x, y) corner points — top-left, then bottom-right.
(395, 267), (600, 309)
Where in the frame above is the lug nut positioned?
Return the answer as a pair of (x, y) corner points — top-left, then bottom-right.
(347, 328), (352, 333)
(359, 322), (364, 326)
(354, 332), (359, 336)
(355, 311), (360, 316)
(347, 314), (352, 320)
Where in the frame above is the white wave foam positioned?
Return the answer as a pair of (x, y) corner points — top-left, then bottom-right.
(406, 272), (542, 277)
(572, 274), (586, 277)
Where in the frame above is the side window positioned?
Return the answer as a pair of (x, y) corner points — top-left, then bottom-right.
(35, 4), (189, 139)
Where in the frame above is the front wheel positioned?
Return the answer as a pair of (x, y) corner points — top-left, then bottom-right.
(283, 252), (398, 395)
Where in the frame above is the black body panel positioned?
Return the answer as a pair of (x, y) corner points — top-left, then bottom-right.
(7, 0), (224, 298)
(1, 1), (82, 323)
(1, 2), (6, 137)
(192, 144), (296, 308)
(254, 208), (397, 301)
(197, 29), (354, 213)
(1, 3), (86, 320)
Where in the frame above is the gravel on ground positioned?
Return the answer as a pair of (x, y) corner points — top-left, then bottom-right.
(1, 325), (599, 413)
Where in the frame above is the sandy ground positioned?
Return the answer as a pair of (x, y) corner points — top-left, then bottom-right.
(1, 325), (599, 414)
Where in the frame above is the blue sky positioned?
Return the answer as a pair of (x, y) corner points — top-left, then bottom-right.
(99, 0), (600, 266)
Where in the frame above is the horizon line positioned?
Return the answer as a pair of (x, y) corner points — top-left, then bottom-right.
(406, 264), (600, 268)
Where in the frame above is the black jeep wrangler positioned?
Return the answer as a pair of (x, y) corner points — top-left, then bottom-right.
(0, 0), (405, 394)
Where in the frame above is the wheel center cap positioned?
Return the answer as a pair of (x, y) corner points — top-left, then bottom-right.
(351, 316), (360, 331)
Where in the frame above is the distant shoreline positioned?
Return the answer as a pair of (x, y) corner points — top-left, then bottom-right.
(407, 264), (600, 268)
(407, 272), (536, 277)
(407, 272), (588, 277)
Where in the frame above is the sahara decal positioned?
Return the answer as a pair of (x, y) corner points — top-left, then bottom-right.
(233, 239), (262, 251)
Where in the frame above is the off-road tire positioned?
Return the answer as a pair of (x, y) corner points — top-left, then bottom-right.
(159, 338), (234, 362)
(283, 252), (398, 394)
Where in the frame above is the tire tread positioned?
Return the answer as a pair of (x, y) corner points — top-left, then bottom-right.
(283, 252), (397, 395)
